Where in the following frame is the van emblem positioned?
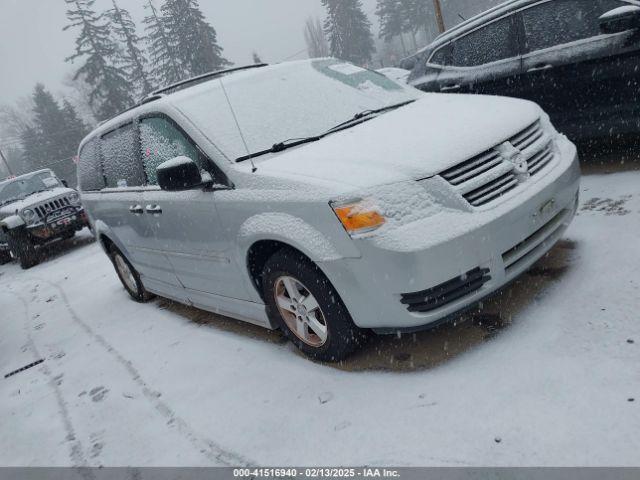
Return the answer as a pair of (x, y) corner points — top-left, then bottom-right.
(496, 141), (529, 179)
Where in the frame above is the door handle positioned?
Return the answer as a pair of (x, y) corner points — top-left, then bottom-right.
(527, 63), (553, 73)
(129, 205), (144, 215)
(441, 83), (461, 92)
(145, 205), (163, 215)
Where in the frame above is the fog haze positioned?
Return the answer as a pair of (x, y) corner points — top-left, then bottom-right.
(0, 0), (500, 104)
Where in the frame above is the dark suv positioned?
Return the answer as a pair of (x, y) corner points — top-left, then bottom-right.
(407, 0), (640, 142)
(0, 169), (89, 269)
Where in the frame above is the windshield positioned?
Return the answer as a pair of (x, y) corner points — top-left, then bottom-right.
(173, 58), (422, 161)
(0, 172), (61, 206)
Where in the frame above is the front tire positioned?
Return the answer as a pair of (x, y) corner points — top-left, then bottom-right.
(262, 248), (366, 362)
(109, 248), (154, 303)
(0, 250), (12, 265)
(6, 230), (40, 270)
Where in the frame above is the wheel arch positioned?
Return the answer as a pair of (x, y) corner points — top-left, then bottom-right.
(237, 212), (353, 300)
(0, 215), (25, 232)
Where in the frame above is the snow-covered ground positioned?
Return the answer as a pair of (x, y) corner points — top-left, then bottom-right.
(1, 171), (638, 467)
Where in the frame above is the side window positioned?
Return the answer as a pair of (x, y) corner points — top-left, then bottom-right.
(101, 123), (145, 188)
(450, 16), (519, 67)
(522, 0), (625, 53)
(430, 43), (453, 66)
(139, 116), (206, 186)
(77, 137), (105, 191)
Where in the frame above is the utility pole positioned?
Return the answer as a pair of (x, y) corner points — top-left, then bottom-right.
(0, 148), (13, 177)
(433, 0), (446, 33)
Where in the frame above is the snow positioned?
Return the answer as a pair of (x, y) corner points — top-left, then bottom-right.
(172, 59), (419, 162)
(376, 67), (411, 84)
(1, 171), (639, 466)
(251, 93), (542, 190)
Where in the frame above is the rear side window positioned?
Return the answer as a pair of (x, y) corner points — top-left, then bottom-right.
(77, 137), (105, 191)
(101, 123), (145, 188)
(450, 16), (519, 67)
(522, 0), (626, 53)
(139, 116), (206, 185)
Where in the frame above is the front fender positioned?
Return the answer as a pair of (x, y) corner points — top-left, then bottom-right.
(0, 215), (25, 232)
(237, 212), (345, 263)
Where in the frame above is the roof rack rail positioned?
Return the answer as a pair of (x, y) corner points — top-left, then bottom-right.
(151, 63), (268, 97)
(96, 64), (268, 127)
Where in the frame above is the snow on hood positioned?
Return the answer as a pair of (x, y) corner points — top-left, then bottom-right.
(252, 93), (542, 189)
(0, 187), (76, 218)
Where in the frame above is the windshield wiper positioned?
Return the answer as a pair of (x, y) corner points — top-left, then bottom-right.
(235, 99), (416, 163)
(325, 99), (416, 134)
(236, 136), (322, 163)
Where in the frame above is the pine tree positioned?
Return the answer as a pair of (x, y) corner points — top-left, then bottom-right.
(322, 0), (375, 65)
(404, 0), (436, 41)
(108, 0), (154, 96)
(30, 84), (69, 168)
(161, 0), (232, 78)
(304, 16), (330, 58)
(62, 99), (90, 151)
(376, 0), (405, 42)
(20, 85), (88, 183)
(143, 0), (183, 87)
(64, 0), (133, 120)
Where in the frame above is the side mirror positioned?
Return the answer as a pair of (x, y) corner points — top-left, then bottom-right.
(157, 156), (209, 191)
(399, 57), (416, 71)
(600, 6), (640, 34)
(61, 179), (69, 187)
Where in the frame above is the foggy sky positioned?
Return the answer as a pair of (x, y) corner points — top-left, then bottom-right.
(0, 0), (499, 105)
(0, 0), (373, 103)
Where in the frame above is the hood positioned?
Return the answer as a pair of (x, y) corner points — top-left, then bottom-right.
(0, 187), (76, 218)
(253, 94), (542, 189)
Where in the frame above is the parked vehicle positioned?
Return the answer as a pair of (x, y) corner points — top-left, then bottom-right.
(377, 67), (411, 84)
(78, 58), (580, 361)
(406, 0), (640, 142)
(0, 169), (89, 269)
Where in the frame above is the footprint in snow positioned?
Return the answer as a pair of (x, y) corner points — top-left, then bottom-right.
(90, 386), (109, 402)
(318, 392), (333, 404)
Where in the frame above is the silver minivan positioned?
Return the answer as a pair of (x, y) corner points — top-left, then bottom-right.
(78, 58), (580, 361)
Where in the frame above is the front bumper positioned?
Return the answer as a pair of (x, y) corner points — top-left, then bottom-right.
(319, 136), (581, 331)
(27, 209), (89, 241)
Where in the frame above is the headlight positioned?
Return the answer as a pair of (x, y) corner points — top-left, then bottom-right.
(68, 192), (81, 205)
(331, 199), (386, 235)
(21, 209), (37, 225)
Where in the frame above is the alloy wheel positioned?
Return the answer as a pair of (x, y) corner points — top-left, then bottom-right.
(274, 276), (328, 347)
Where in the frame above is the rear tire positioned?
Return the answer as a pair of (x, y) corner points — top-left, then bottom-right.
(262, 248), (366, 362)
(6, 230), (40, 270)
(109, 248), (154, 303)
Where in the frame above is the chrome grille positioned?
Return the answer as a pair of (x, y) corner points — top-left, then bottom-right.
(439, 119), (556, 208)
(33, 196), (73, 220)
(463, 172), (519, 207)
(510, 120), (544, 151)
(527, 143), (554, 176)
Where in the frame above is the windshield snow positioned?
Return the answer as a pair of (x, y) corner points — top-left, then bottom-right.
(0, 172), (60, 206)
(173, 59), (422, 161)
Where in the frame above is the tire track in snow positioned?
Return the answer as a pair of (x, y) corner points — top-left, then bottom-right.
(3, 289), (94, 478)
(19, 275), (254, 467)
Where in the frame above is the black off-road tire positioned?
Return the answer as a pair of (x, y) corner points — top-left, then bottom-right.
(6, 229), (40, 270)
(262, 248), (367, 362)
(109, 247), (155, 303)
(0, 250), (12, 265)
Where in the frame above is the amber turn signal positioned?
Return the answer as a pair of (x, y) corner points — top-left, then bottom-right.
(332, 201), (386, 235)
